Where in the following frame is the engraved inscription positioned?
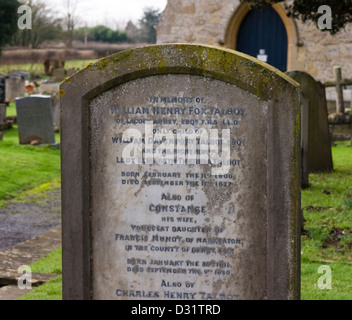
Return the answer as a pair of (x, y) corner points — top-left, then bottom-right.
(89, 74), (268, 300)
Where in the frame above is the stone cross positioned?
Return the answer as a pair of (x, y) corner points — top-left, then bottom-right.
(325, 66), (352, 114)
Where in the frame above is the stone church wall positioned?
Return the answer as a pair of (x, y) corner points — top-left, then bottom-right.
(156, 0), (352, 83)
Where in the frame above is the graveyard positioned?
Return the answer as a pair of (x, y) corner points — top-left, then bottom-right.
(0, 45), (351, 301)
(0, 0), (352, 302)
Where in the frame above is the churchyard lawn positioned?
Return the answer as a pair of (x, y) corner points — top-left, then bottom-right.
(0, 60), (96, 78)
(0, 103), (60, 208)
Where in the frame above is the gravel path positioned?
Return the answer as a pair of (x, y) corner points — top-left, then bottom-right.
(0, 186), (61, 250)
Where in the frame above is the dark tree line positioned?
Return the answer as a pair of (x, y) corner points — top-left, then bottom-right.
(74, 26), (127, 44)
(73, 8), (161, 44)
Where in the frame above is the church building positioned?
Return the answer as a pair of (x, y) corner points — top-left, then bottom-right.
(156, 0), (352, 83)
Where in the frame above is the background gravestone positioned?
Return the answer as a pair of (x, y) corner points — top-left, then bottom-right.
(52, 68), (66, 82)
(39, 83), (61, 132)
(287, 71), (333, 175)
(10, 71), (30, 82)
(61, 44), (301, 300)
(15, 95), (55, 145)
(0, 78), (6, 129)
(0, 104), (6, 127)
(5, 76), (25, 103)
(0, 78), (5, 104)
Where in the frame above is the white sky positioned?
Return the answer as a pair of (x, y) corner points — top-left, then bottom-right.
(48, 0), (168, 29)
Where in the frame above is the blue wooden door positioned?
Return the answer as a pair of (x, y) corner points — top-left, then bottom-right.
(236, 6), (288, 72)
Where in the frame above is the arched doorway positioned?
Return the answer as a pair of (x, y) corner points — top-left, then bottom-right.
(225, 3), (300, 72)
(236, 5), (287, 71)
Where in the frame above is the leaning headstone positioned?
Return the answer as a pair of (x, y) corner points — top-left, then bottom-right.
(5, 76), (25, 103)
(61, 44), (301, 300)
(15, 95), (55, 144)
(287, 71), (333, 174)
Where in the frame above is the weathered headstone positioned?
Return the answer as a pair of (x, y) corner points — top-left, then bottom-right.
(61, 44), (301, 300)
(287, 71), (333, 175)
(5, 76), (25, 103)
(15, 95), (55, 144)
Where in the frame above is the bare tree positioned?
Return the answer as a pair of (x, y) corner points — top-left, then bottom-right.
(12, 0), (62, 49)
(63, 0), (79, 48)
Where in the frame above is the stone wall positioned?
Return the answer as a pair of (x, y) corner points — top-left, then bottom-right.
(157, 0), (239, 45)
(296, 21), (352, 82)
(157, 0), (352, 83)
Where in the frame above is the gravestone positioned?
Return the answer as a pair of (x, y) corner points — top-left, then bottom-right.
(66, 68), (78, 77)
(15, 95), (55, 144)
(0, 103), (6, 128)
(52, 68), (66, 82)
(0, 103), (6, 123)
(5, 76), (25, 103)
(10, 71), (30, 81)
(0, 77), (6, 129)
(0, 78), (5, 103)
(44, 59), (65, 76)
(39, 83), (60, 131)
(61, 44), (301, 300)
(287, 71), (333, 175)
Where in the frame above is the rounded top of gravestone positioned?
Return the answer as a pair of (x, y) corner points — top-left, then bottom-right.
(286, 70), (322, 100)
(60, 43), (299, 102)
(286, 70), (317, 85)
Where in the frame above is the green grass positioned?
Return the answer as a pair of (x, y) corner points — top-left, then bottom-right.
(64, 59), (97, 70)
(0, 59), (96, 77)
(17, 276), (62, 300)
(301, 141), (352, 300)
(301, 262), (352, 300)
(16, 248), (62, 300)
(29, 248), (62, 274)
(0, 103), (61, 207)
